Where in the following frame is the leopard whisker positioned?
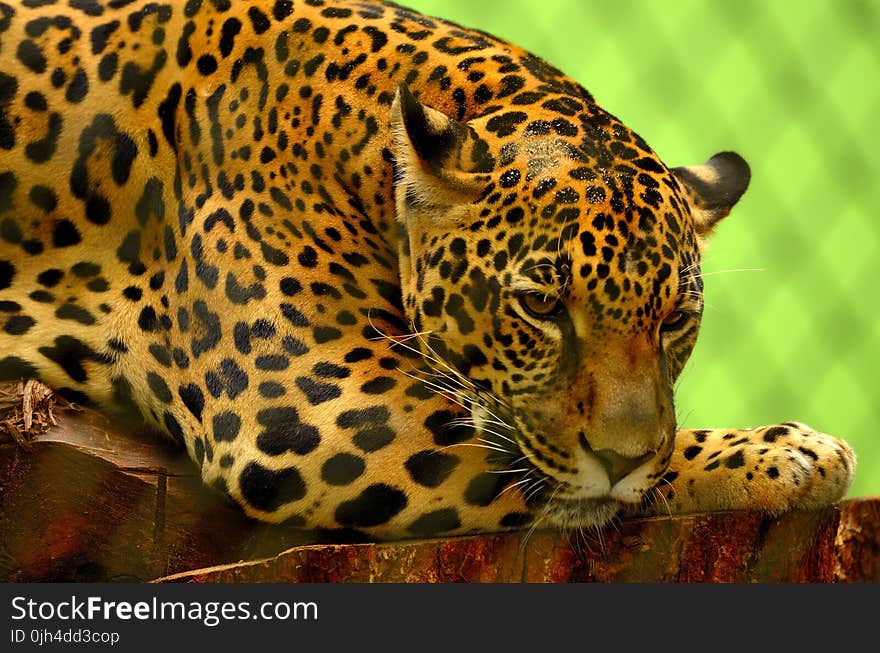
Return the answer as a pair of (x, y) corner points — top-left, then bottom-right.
(497, 476), (535, 497)
(450, 414), (516, 432)
(414, 331), (512, 410)
(399, 371), (472, 410)
(592, 523), (606, 555)
(442, 442), (509, 455)
(607, 514), (623, 536)
(399, 371), (520, 455)
(446, 415), (514, 432)
(446, 418), (518, 446)
(698, 267), (764, 277)
(476, 436), (515, 452)
(653, 478), (675, 518)
(517, 518), (542, 553)
(518, 492), (556, 552)
(365, 318), (477, 391)
(401, 363), (516, 446)
(522, 479), (547, 504)
(367, 317), (514, 431)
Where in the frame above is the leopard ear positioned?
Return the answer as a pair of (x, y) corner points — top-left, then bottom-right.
(672, 151), (751, 237)
(390, 85), (483, 213)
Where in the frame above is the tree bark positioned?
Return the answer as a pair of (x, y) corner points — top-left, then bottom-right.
(1, 381), (877, 583)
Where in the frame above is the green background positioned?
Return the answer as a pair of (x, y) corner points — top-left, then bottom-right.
(407, 0), (879, 497)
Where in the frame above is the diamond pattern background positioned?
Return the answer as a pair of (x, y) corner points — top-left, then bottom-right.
(408, 0), (880, 497)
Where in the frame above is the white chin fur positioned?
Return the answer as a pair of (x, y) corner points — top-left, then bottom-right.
(541, 497), (623, 528)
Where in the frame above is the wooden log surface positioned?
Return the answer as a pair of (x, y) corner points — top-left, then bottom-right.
(1, 381), (878, 583)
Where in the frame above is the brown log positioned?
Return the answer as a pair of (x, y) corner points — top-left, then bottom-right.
(0, 381), (878, 583)
(0, 381), (318, 582)
(152, 501), (879, 583)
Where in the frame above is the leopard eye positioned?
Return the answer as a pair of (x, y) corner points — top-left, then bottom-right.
(660, 310), (689, 332)
(519, 292), (564, 319)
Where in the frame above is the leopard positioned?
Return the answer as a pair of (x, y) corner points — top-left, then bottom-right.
(0, 0), (855, 541)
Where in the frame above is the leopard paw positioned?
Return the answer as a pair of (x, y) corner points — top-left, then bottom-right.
(642, 423), (855, 517)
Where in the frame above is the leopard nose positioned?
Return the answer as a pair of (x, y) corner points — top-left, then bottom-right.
(594, 448), (655, 485)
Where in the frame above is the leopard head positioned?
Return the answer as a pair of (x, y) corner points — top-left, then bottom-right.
(390, 85), (750, 528)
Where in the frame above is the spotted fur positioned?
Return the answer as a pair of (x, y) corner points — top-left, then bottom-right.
(0, 0), (854, 540)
